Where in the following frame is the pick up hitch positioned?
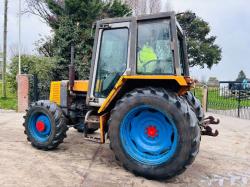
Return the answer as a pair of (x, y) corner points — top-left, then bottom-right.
(201, 116), (219, 137)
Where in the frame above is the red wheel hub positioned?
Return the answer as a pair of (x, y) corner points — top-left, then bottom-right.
(36, 121), (45, 132)
(145, 125), (158, 138)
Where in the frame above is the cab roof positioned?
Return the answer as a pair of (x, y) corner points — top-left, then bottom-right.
(96, 11), (184, 35)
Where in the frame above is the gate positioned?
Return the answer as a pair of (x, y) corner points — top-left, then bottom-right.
(29, 74), (50, 103)
(206, 81), (250, 120)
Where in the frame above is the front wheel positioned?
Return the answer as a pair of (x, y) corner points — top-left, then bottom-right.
(23, 100), (68, 150)
(108, 88), (200, 180)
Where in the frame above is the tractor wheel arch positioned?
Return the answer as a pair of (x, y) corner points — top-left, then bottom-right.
(98, 75), (189, 115)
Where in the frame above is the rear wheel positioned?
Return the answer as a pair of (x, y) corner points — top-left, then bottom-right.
(109, 88), (200, 180)
(184, 91), (204, 121)
(23, 100), (68, 150)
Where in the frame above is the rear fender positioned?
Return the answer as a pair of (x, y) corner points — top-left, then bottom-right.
(98, 75), (191, 114)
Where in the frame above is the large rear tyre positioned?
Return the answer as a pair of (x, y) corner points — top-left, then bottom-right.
(23, 100), (68, 150)
(184, 91), (204, 121)
(108, 88), (200, 180)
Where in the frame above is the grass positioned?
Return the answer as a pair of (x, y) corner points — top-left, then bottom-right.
(0, 82), (17, 110)
(193, 87), (250, 110)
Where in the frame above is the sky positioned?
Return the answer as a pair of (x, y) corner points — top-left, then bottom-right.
(169, 0), (250, 81)
(0, 0), (250, 81)
(0, 0), (51, 56)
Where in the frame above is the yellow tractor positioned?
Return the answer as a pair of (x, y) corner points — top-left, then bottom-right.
(23, 12), (218, 180)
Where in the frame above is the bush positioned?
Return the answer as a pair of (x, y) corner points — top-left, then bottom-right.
(7, 55), (57, 99)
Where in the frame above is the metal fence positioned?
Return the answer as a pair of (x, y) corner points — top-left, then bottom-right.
(29, 75), (50, 103)
(194, 82), (250, 120)
(207, 86), (250, 120)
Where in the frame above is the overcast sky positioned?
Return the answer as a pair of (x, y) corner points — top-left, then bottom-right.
(169, 0), (250, 81)
(0, 0), (250, 81)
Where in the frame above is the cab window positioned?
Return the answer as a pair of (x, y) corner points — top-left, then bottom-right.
(94, 28), (128, 98)
(177, 34), (185, 75)
(137, 20), (174, 75)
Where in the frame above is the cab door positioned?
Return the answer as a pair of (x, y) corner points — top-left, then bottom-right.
(89, 22), (130, 106)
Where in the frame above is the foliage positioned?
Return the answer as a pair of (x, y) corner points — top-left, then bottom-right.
(35, 35), (55, 57)
(123, 0), (162, 15)
(177, 11), (222, 68)
(0, 82), (17, 110)
(104, 0), (132, 17)
(236, 70), (247, 82)
(7, 55), (57, 99)
(29, 0), (132, 80)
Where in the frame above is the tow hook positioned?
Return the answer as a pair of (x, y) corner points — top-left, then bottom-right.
(201, 116), (219, 137)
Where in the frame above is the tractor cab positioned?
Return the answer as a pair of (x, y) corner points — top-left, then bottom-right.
(87, 12), (189, 107)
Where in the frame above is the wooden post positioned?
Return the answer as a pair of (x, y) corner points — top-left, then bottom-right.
(202, 86), (208, 112)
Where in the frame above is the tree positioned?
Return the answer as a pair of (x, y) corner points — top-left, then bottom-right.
(26, 0), (132, 80)
(177, 11), (222, 69)
(123, 0), (162, 15)
(35, 35), (55, 57)
(123, 0), (145, 15)
(148, 0), (161, 14)
(7, 55), (57, 98)
(236, 70), (246, 82)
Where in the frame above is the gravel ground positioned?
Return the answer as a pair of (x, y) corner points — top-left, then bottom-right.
(0, 111), (249, 187)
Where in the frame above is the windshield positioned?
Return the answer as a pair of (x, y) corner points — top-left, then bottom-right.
(137, 19), (174, 74)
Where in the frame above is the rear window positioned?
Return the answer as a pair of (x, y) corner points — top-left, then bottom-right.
(137, 20), (174, 75)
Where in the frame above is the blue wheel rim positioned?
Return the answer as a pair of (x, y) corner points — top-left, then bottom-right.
(28, 112), (52, 143)
(120, 105), (178, 165)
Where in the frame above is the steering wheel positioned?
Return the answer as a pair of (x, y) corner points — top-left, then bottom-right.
(141, 60), (158, 72)
(142, 60), (157, 67)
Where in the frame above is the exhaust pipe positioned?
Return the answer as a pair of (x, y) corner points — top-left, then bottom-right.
(69, 45), (75, 92)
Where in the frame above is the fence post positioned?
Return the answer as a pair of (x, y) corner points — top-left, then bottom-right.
(238, 89), (241, 117)
(17, 74), (29, 112)
(202, 86), (208, 113)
